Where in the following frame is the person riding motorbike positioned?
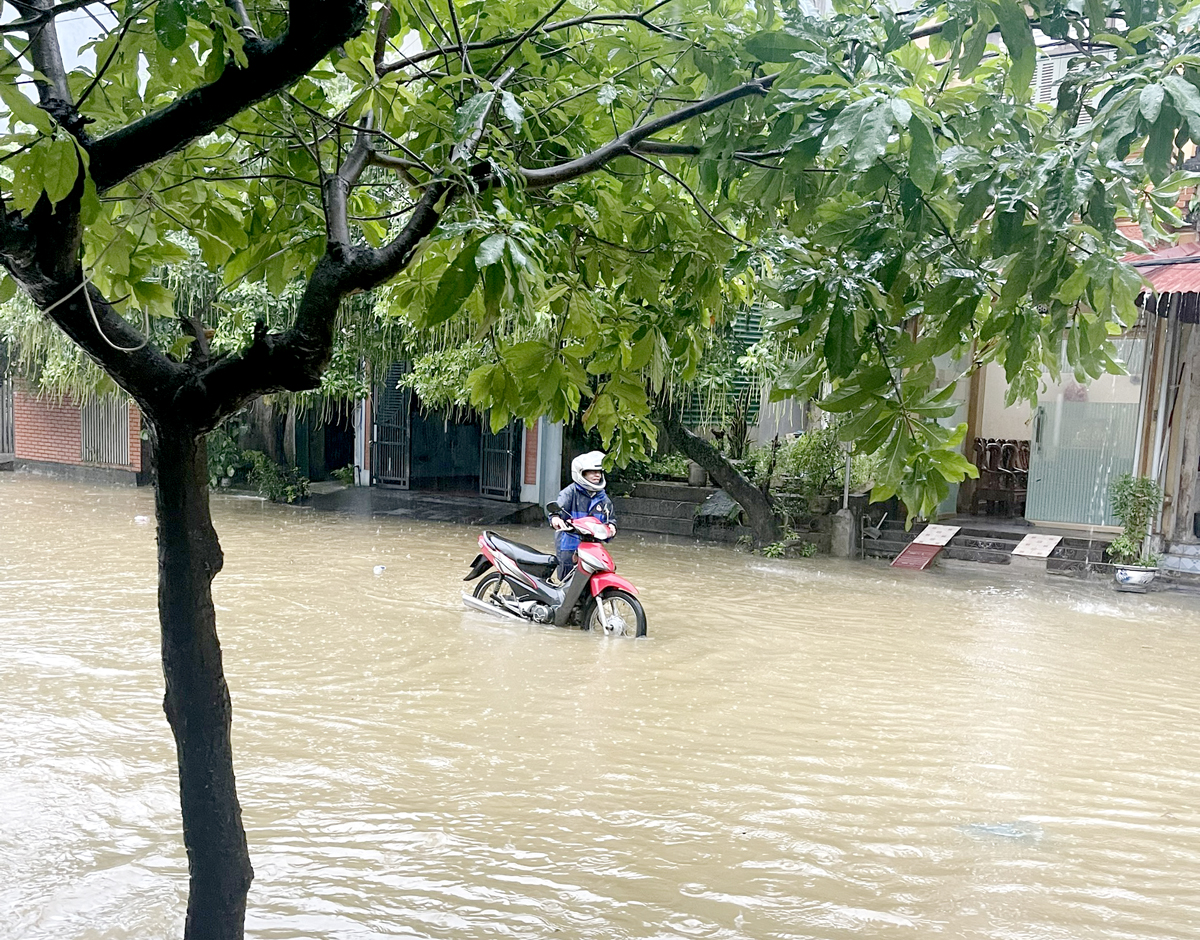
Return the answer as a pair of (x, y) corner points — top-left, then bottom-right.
(549, 451), (616, 580)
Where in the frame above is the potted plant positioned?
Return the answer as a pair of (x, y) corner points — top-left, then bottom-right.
(1108, 473), (1164, 593)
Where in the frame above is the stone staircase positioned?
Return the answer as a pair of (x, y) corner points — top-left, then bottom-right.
(861, 519), (1112, 576)
(611, 481), (716, 538)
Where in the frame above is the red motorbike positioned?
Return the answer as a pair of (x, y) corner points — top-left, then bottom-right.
(462, 501), (646, 636)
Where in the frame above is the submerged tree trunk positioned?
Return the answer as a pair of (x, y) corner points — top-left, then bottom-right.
(153, 424), (253, 940)
(659, 408), (780, 545)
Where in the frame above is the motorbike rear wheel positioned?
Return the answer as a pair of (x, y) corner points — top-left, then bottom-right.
(473, 571), (515, 605)
(584, 589), (647, 637)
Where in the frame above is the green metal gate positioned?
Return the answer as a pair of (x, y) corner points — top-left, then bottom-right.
(371, 362), (411, 488)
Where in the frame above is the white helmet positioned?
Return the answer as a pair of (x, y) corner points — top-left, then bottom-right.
(571, 450), (607, 493)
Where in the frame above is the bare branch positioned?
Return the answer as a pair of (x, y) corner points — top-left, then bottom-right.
(520, 73), (778, 190)
(226, 0), (257, 37)
(446, 0), (473, 76)
(1, 0), (101, 31)
(26, 0), (72, 105)
(373, 2), (391, 71)
(368, 151), (423, 187)
(325, 112), (374, 246)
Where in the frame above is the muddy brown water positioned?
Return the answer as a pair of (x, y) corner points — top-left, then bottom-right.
(4, 474), (1200, 939)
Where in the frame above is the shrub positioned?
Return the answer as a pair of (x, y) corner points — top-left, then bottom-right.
(331, 464), (356, 486)
(206, 427), (250, 488)
(748, 425), (879, 508)
(245, 451), (310, 504)
(1107, 474), (1164, 566)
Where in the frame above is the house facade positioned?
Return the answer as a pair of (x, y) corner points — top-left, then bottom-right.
(0, 379), (143, 483)
(350, 362), (563, 507)
(952, 239), (1200, 554)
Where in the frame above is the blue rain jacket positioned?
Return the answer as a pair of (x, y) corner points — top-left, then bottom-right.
(550, 483), (615, 553)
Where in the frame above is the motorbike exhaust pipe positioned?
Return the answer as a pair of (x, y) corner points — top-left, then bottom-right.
(462, 593), (526, 622)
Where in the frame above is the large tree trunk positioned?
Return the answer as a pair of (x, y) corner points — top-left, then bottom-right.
(153, 424), (253, 940)
(659, 408), (780, 545)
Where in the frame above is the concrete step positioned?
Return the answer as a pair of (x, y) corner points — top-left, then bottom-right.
(631, 481), (716, 503)
(1159, 568), (1200, 593)
(618, 513), (695, 537)
(612, 495), (698, 520)
(943, 545), (1012, 565)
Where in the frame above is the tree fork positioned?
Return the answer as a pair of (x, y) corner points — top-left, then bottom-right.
(153, 425), (253, 940)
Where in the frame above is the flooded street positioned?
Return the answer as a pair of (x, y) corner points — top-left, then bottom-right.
(4, 474), (1200, 939)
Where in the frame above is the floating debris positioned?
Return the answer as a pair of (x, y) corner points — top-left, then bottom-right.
(961, 820), (1044, 842)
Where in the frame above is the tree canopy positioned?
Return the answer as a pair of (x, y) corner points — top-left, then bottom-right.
(5, 0), (1200, 933)
(5, 1), (1200, 517)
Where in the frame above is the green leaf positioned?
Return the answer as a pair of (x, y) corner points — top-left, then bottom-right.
(6, 144), (46, 213)
(744, 31), (814, 62)
(481, 260), (506, 321)
(1162, 75), (1200, 131)
(499, 91), (524, 133)
(0, 84), (52, 132)
(908, 116), (937, 192)
(959, 13), (995, 77)
(453, 92), (495, 142)
(990, 0), (1036, 95)
(425, 239), (484, 327)
(43, 136), (80, 205)
(475, 233), (506, 268)
(824, 306), (858, 378)
(1139, 83), (1165, 123)
(154, 0), (189, 50)
(0, 275), (17, 304)
(848, 101), (893, 170)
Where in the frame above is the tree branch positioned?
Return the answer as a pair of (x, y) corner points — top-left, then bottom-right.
(324, 112), (374, 247)
(373, 1), (391, 71)
(519, 73), (778, 190)
(26, 0), (73, 106)
(85, 0), (369, 193)
(483, 0), (568, 81)
(1, 0), (101, 31)
(379, 0), (684, 77)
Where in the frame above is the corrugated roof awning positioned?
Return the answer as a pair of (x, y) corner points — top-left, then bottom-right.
(1123, 242), (1200, 323)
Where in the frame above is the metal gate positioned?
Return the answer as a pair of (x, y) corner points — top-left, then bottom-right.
(371, 362), (411, 487)
(0, 376), (13, 460)
(480, 418), (519, 500)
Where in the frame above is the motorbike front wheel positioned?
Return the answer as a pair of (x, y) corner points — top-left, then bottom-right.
(584, 589), (647, 637)
(472, 571), (517, 605)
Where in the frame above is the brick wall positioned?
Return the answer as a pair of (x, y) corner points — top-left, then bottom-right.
(13, 385), (142, 471)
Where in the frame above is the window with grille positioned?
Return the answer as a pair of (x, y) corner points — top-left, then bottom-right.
(80, 397), (130, 466)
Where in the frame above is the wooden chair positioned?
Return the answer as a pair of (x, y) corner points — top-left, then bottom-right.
(972, 438), (1011, 515)
(1000, 441), (1027, 517)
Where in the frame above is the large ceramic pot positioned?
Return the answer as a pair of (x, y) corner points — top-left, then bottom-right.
(1113, 565), (1158, 593)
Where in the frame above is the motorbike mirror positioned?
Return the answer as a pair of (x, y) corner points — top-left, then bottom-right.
(546, 501), (563, 515)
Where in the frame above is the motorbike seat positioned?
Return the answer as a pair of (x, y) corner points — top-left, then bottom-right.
(483, 531), (559, 573)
